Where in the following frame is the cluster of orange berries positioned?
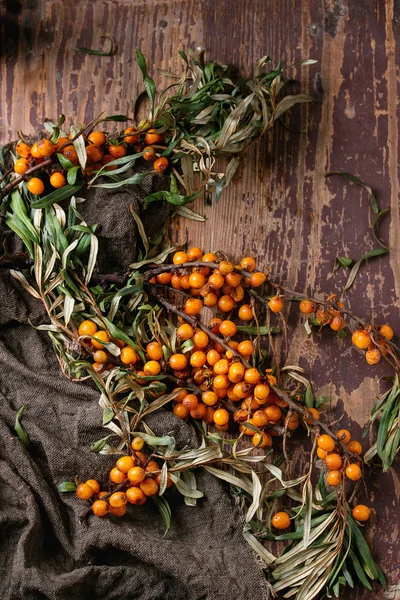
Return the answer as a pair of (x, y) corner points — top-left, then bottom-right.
(14, 127), (169, 196)
(298, 298), (395, 366)
(351, 324), (394, 365)
(149, 248), (269, 315)
(75, 436), (172, 517)
(317, 431), (366, 490)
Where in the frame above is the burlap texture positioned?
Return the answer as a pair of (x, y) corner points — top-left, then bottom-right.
(0, 173), (270, 599)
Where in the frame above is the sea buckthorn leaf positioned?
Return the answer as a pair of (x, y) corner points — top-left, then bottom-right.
(102, 318), (145, 361)
(58, 481), (77, 493)
(174, 205), (206, 222)
(334, 256), (353, 272)
(236, 325), (280, 335)
(245, 470), (262, 522)
(97, 114), (129, 122)
(169, 474), (204, 498)
(56, 153), (74, 170)
(348, 549), (373, 591)
(130, 207), (149, 255)
(14, 405), (30, 448)
(91, 171), (149, 189)
(182, 470), (198, 506)
(151, 496), (171, 536)
(344, 248), (388, 291)
(305, 384), (315, 408)
(242, 526), (276, 565)
(67, 166), (81, 185)
(31, 183), (84, 209)
(372, 207), (390, 249)
(102, 407), (114, 425)
(326, 171), (379, 215)
(144, 189), (202, 206)
(76, 36), (116, 56)
(136, 48), (156, 115)
(70, 126), (87, 171)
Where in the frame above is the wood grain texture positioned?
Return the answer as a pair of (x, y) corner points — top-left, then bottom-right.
(0, 1), (399, 597)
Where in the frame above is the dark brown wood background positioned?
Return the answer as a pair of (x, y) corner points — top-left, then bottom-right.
(0, 1), (399, 598)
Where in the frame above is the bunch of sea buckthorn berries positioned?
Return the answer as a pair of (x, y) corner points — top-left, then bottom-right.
(317, 430), (367, 494)
(75, 436), (172, 517)
(298, 298), (394, 366)
(13, 127), (168, 196)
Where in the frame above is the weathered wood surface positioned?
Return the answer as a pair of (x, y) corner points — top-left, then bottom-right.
(0, 1), (399, 597)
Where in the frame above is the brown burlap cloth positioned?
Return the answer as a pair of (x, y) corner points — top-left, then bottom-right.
(0, 171), (270, 599)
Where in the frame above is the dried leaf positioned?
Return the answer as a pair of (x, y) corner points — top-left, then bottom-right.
(14, 405), (30, 448)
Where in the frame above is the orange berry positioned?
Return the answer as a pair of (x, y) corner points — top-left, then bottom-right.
(352, 505), (371, 521)
(190, 402), (207, 419)
(225, 272), (242, 288)
(233, 382), (251, 399)
(299, 299), (316, 314)
(182, 394), (198, 410)
(188, 272), (205, 289)
(108, 144), (127, 158)
(109, 504), (127, 517)
(214, 359), (229, 375)
(366, 348), (381, 365)
(91, 500), (109, 516)
(172, 388), (188, 403)
(154, 156), (169, 173)
(238, 340), (254, 357)
(241, 256), (256, 272)
(317, 447), (329, 460)
(140, 477), (159, 497)
(85, 144), (104, 164)
(206, 349), (221, 366)
(335, 429), (351, 444)
(330, 316), (346, 331)
(49, 171), (67, 188)
(109, 492), (127, 508)
(156, 271), (172, 285)
(244, 368), (261, 385)
(347, 440), (362, 455)
(134, 451), (147, 466)
(27, 177), (45, 195)
(218, 261), (234, 275)
(120, 347), (139, 365)
(264, 405), (282, 422)
(173, 251), (188, 265)
(351, 329), (371, 349)
(252, 431), (272, 448)
(202, 252), (218, 263)
(187, 247), (203, 261)
(184, 298), (203, 315)
(203, 406), (216, 424)
(228, 362), (245, 383)
(91, 330), (110, 350)
(126, 486), (147, 505)
(145, 462), (160, 475)
(217, 295), (235, 313)
(131, 436), (145, 451)
(109, 467), (126, 484)
(252, 410), (268, 427)
(146, 341), (163, 361)
(78, 319), (98, 337)
(202, 391), (218, 406)
(242, 396), (261, 411)
(93, 350), (108, 364)
(76, 483), (94, 500)
(271, 511), (290, 529)
(213, 408), (230, 426)
(85, 479), (100, 494)
(269, 296), (284, 313)
(62, 145), (79, 165)
(208, 318), (222, 334)
(304, 407), (320, 424)
(144, 128), (164, 145)
(14, 158), (29, 174)
(190, 351), (207, 368)
(204, 291), (219, 308)
(345, 463), (362, 481)
(36, 139), (55, 157)
(219, 320), (237, 336)
(238, 304), (253, 321)
(176, 324), (195, 341)
(208, 271), (224, 289)
(173, 403), (189, 419)
(116, 455), (135, 473)
(127, 466), (146, 484)
(16, 141), (31, 158)
(254, 383), (270, 402)
(123, 127), (140, 144)
(325, 453), (343, 471)
(249, 272), (266, 287)
(326, 470), (342, 487)
(285, 412), (300, 430)
(378, 324), (394, 340)
(88, 131), (106, 146)
(143, 146), (156, 161)
(169, 353), (188, 370)
(317, 434), (335, 452)
(171, 274), (182, 289)
(316, 309), (331, 325)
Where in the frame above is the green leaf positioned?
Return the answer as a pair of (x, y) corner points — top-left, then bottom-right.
(136, 49), (157, 114)
(344, 248), (388, 291)
(67, 166), (81, 185)
(56, 153), (74, 170)
(305, 383), (315, 408)
(58, 481), (77, 492)
(144, 189), (202, 206)
(76, 36), (116, 56)
(372, 207), (390, 249)
(102, 407), (114, 425)
(70, 126), (87, 171)
(334, 256), (353, 273)
(102, 317), (145, 361)
(326, 171), (379, 215)
(236, 325), (281, 335)
(92, 171), (149, 189)
(347, 513), (380, 581)
(14, 405), (30, 448)
(31, 182), (84, 209)
(90, 434), (114, 453)
(97, 114), (130, 122)
(151, 496), (172, 535)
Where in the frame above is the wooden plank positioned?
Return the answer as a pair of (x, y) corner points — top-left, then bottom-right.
(0, 1), (399, 597)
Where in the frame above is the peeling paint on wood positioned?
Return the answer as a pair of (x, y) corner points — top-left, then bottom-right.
(0, 1), (399, 597)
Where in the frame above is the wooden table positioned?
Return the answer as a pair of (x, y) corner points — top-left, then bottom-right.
(1, 1), (399, 598)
